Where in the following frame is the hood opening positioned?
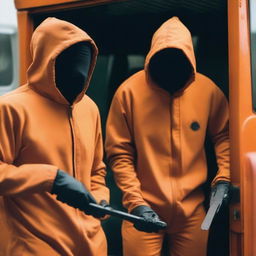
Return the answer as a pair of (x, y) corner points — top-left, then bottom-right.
(55, 41), (92, 104)
(27, 17), (98, 105)
(148, 48), (194, 95)
(144, 17), (196, 94)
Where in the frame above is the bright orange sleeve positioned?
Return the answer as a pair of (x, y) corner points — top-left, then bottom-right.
(0, 102), (58, 196)
(105, 94), (149, 212)
(207, 86), (230, 186)
(90, 111), (109, 203)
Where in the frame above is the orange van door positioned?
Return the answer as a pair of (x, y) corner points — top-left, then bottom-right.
(229, 0), (256, 255)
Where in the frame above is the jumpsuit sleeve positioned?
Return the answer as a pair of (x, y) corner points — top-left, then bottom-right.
(0, 102), (58, 196)
(207, 86), (230, 186)
(105, 94), (149, 212)
(90, 111), (109, 203)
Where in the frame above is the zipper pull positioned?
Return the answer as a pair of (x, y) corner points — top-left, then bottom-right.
(69, 105), (73, 118)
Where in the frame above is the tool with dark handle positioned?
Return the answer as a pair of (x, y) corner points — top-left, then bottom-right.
(89, 203), (167, 230)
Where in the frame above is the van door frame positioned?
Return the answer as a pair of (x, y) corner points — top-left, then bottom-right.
(228, 0), (256, 255)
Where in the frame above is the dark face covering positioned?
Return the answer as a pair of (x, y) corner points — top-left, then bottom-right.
(148, 48), (193, 95)
(55, 42), (92, 104)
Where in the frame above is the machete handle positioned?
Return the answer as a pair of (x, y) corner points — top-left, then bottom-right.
(88, 203), (167, 230)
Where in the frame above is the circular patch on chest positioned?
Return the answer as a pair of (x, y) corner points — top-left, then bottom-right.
(190, 121), (200, 131)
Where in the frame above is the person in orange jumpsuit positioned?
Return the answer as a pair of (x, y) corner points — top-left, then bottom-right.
(105, 16), (230, 256)
(0, 18), (109, 255)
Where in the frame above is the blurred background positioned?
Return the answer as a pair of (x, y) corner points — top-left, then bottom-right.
(0, 0), (18, 95)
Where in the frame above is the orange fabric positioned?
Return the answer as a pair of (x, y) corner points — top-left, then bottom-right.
(0, 18), (109, 256)
(105, 16), (230, 220)
(122, 204), (208, 256)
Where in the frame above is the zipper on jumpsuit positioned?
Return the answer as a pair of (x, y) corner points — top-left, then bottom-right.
(169, 96), (178, 219)
(68, 105), (84, 255)
(68, 106), (76, 177)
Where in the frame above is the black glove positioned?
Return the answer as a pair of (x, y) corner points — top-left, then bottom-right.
(130, 205), (162, 233)
(210, 181), (231, 214)
(51, 170), (105, 218)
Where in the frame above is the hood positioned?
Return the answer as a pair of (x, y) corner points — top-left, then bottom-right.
(27, 17), (98, 105)
(144, 16), (196, 91)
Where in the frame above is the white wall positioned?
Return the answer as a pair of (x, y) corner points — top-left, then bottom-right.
(0, 0), (17, 27)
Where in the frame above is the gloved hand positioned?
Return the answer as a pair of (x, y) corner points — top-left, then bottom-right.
(130, 205), (162, 233)
(51, 170), (106, 218)
(210, 181), (231, 214)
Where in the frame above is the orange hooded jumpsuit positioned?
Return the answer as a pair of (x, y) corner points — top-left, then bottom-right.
(0, 18), (109, 256)
(105, 17), (230, 256)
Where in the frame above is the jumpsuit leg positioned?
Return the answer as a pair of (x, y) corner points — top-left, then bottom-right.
(122, 220), (164, 256)
(168, 204), (209, 256)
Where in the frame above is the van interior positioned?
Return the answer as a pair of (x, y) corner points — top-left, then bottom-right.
(33, 1), (229, 255)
